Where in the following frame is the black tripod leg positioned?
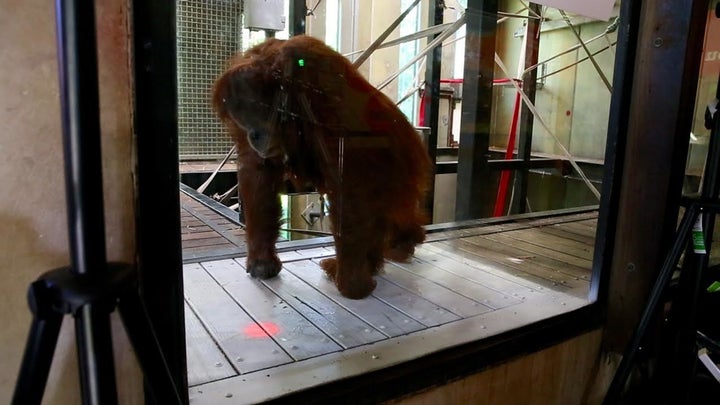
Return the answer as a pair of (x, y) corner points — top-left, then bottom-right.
(663, 247), (705, 403)
(117, 290), (183, 404)
(74, 304), (119, 405)
(12, 283), (64, 405)
(603, 205), (698, 404)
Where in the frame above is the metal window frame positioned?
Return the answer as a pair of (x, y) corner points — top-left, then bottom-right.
(129, 0), (712, 402)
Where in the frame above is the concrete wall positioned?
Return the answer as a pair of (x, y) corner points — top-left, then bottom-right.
(0, 1), (141, 403)
(494, 1), (617, 162)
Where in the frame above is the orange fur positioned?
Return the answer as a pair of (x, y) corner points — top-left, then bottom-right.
(213, 35), (431, 299)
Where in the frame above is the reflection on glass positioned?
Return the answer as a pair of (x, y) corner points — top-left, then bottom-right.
(175, 1), (620, 236)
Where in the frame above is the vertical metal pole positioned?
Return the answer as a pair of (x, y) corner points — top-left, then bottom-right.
(56, 0), (107, 274)
(422, 0), (443, 220)
(455, 0), (497, 220)
(510, 2), (541, 215)
(54, 0), (117, 403)
(289, 0), (306, 36)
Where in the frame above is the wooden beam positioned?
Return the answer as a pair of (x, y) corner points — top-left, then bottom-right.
(603, 0), (708, 353)
(590, 0), (642, 306)
(435, 158), (568, 175)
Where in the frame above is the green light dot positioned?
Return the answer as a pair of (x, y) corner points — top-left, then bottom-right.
(298, 59), (305, 67)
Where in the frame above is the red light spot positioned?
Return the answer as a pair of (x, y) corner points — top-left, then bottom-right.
(244, 322), (281, 338)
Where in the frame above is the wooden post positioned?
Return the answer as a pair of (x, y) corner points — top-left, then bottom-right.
(602, 0), (707, 353)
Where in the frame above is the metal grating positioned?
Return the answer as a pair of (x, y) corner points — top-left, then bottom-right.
(177, 0), (242, 160)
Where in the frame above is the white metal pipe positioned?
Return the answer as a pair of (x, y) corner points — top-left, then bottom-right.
(377, 13), (466, 91)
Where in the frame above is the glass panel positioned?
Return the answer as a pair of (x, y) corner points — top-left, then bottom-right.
(685, 5), (720, 269)
(685, 6), (720, 196)
(178, 1), (625, 397)
(177, 0), (620, 263)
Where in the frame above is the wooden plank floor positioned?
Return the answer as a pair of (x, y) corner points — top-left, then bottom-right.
(180, 192), (247, 261)
(181, 196), (598, 404)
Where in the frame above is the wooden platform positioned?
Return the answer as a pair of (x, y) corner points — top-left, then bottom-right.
(181, 195), (597, 404)
(181, 191), (248, 261)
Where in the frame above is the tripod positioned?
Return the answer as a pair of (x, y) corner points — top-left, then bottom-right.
(603, 73), (720, 403)
(12, 1), (182, 404)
